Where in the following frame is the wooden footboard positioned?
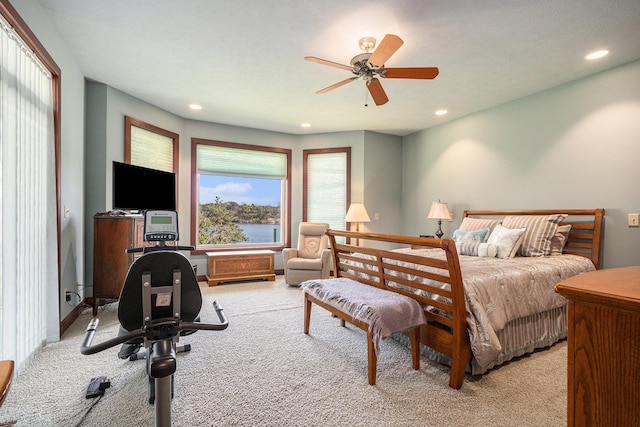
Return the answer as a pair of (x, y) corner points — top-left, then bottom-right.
(325, 230), (470, 389)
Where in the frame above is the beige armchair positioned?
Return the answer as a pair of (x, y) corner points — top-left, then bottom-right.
(282, 222), (331, 286)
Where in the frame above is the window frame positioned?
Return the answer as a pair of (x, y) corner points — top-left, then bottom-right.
(191, 138), (291, 254)
(303, 147), (351, 225)
(124, 116), (179, 173)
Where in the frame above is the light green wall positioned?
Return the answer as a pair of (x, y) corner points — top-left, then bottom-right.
(402, 60), (640, 269)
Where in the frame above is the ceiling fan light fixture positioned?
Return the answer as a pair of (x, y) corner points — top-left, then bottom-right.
(358, 37), (376, 53)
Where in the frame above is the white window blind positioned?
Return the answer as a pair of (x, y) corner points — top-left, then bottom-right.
(197, 144), (287, 178)
(306, 151), (347, 231)
(130, 125), (174, 172)
(0, 15), (55, 373)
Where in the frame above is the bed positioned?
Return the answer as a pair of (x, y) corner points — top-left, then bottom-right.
(326, 209), (604, 388)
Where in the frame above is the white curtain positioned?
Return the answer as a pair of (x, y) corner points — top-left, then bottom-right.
(0, 15), (55, 373)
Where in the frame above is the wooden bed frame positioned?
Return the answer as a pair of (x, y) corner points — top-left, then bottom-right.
(325, 209), (604, 389)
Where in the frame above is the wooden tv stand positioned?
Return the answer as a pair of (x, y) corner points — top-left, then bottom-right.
(206, 250), (275, 286)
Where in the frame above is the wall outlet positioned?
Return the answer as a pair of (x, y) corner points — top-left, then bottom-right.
(64, 288), (71, 302)
(629, 213), (640, 227)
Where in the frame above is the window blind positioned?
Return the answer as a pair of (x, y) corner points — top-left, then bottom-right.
(0, 14), (54, 373)
(306, 151), (347, 231)
(130, 125), (174, 172)
(197, 144), (287, 179)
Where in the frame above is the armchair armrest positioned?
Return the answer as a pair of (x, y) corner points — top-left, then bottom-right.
(282, 248), (298, 265)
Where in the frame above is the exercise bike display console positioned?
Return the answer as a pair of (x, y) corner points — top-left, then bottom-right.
(143, 210), (179, 242)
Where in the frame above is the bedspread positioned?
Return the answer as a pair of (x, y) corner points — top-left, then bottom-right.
(354, 249), (595, 369)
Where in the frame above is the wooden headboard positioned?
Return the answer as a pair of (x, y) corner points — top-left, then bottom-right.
(461, 209), (605, 269)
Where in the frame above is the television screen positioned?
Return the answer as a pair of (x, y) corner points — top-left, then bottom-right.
(112, 161), (176, 211)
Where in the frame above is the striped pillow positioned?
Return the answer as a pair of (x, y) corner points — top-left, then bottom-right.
(501, 214), (567, 257)
(458, 218), (501, 241)
(550, 224), (572, 255)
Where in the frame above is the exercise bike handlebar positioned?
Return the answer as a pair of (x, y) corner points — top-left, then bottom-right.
(181, 301), (229, 331)
(80, 318), (146, 355)
(79, 301), (228, 355)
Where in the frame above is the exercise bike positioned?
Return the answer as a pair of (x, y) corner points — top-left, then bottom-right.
(80, 210), (228, 427)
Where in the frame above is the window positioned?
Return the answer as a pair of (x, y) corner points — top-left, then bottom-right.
(303, 148), (351, 232)
(191, 139), (291, 251)
(125, 116), (178, 173)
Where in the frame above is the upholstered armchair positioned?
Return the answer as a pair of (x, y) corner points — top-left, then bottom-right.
(282, 222), (331, 286)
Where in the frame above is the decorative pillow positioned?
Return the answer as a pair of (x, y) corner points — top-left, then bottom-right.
(501, 214), (567, 257)
(452, 228), (490, 244)
(550, 224), (571, 255)
(486, 225), (526, 259)
(458, 218), (501, 240)
(455, 241), (497, 257)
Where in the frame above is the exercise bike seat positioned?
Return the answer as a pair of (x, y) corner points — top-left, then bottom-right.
(118, 250), (202, 333)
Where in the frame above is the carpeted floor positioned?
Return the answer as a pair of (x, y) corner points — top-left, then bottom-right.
(0, 277), (567, 426)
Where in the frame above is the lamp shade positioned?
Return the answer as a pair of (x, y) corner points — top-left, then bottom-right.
(345, 203), (371, 223)
(427, 201), (450, 220)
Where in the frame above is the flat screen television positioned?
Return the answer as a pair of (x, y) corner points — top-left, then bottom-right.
(112, 161), (176, 211)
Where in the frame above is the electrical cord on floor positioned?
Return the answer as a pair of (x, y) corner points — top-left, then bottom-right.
(73, 394), (103, 427)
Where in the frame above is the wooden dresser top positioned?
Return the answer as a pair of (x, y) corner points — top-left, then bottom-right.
(556, 266), (640, 312)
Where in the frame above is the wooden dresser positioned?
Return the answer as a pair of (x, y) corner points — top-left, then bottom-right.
(555, 266), (640, 426)
(93, 214), (144, 315)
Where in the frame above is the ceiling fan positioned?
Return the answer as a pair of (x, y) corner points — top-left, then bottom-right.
(304, 34), (439, 106)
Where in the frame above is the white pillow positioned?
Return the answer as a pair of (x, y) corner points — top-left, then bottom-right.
(455, 241), (497, 257)
(486, 225), (526, 259)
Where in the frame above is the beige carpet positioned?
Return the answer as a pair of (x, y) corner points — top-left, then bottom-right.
(0, 277), (567, 426)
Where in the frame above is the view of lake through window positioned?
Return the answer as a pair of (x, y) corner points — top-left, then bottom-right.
(198, 175), (282, 245)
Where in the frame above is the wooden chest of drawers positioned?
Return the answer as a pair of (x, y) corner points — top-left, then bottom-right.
(206, 249), (275, 286)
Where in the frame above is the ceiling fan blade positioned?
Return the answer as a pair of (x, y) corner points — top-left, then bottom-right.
(367, 78), (389, 106)
(367, 34), (403, 68)
(383, 67), (440, 79)
(316, 77), (358, 94)
(305, 56), (353, 71)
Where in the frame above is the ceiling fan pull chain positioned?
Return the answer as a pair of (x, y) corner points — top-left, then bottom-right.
(364, 88), (369, 107)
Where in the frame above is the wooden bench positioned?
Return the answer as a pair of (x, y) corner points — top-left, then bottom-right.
(0, 360), (14, 407)
(302, 230), (469, 388)
(303, 277), (425, 385)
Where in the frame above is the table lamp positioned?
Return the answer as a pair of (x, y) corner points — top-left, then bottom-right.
(427, 200), (450, 239)
(345, 203), (371, 245)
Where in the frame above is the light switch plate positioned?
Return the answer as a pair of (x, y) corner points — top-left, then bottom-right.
(629, 213), (639, 227)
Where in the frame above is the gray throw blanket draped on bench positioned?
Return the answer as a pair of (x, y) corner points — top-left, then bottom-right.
(301, 278), (427, 354)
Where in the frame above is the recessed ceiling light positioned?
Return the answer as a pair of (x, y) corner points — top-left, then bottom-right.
(585, 50), (609, 60)
(300, 123), (311, 128)
(435, 109), (448, 116)
(189, 104), (202, 110)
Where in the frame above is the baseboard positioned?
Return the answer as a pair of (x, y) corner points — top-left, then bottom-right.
(60, 299), (88, 335)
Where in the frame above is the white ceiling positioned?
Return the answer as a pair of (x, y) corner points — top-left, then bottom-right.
(37, 0), (640, 136)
